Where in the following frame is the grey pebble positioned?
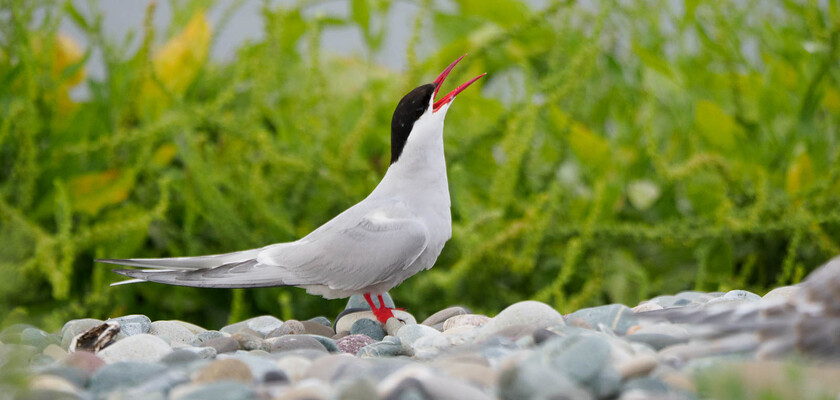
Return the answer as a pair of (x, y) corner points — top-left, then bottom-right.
(537, 334), (611, 388)
(106, 314), (152, 336)
(350, 318), (386, 341)
(89, 361), (167, 393)
(625, 333), (688, 351)
(307, 316), (332, 328)
(160, 349), (201, 366)
(231, 332), (264, 351)
(485, 301), (565, 334)
(266, 320), (305, 338)
(220, 315), (283, 338)
(421, 306), (470, 331)
(149, 321), (196, 346)
(499, 361), (593, 400)
(173, 381), (257, 400)
(301, 320), (335, 337)
(265, 335), (328, 353)
(567, 304), (638, 335)
(203, 336), (240, 354)
(357, 337), (405, 357)
(21, 328), (60, 351)
(190, 330), (229, 347)
(305, 334), (339, 353)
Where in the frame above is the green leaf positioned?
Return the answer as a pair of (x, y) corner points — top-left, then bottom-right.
(452, 0), (529, 28)
(785, 152), (814, 196)
(694, 100), (741, 151)
(568, 121), (611, 171)
(351, 0), (371, 32)
(627, 180), (661, 211)
(67, 170), (135, 216)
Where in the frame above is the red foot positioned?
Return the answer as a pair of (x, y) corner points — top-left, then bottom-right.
(363, 293), (403, 324)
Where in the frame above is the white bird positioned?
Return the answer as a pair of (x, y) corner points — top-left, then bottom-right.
(98, 55), (486, 324)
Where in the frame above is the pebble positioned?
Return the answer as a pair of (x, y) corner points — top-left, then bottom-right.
(62, 350), (105, 376)
(761, 286), (800, 303)
(231, 332), (265, 351)
(484, 301), (565, 334)
(567, 304), (638, 335)
(720, 289), (761, 302)
(616, 354), (659, 379)
(275, 355), (312, 382)
(107, 314), (152, 336)
(149, 320), (197, 346)
(395, 324), (442, 348)
(625, 333), (687, 351)
(335, 310), (416, 334)
(305, 334), (339, 352)
(301, 320), (335, 337)
(89, 361), (167, 393)
(307, 316), (333, 327)
(421, 306), (471, 330)
(203, 336), (240, 354)
(97, 334), (173, 363)
(29, 374), (81, 396)
(21, 328), (60, 351)
(499, 360), (593, 400)
(191, 330), (229, 347)
(194, 358), (253, 384)
(267, 320), (306, 337)
(631, 302), (664, 313)
(265, 334), (328, 353)
(357, 336), (405, 357)
(221, 315), (283, 337)
(43, 343), (68, 362)
(336, 334), (377, 354)
(443, 314), (490, 331)
(171, 381), (256, 400)
(160, 349), (202, 366)
(350, 318), (386, 341)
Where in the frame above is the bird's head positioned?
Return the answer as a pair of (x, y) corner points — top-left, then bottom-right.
(390, 54), (486, 164)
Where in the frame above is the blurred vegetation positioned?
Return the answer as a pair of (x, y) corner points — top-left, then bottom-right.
(1, 0), (839, 332)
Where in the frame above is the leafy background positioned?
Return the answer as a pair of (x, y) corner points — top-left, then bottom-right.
(1, 0), (839, 332)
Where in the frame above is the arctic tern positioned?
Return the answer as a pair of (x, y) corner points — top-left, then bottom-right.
(98, 55), (486, 324)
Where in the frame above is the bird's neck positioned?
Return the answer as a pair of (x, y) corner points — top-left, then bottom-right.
(372, 134), (449, 201)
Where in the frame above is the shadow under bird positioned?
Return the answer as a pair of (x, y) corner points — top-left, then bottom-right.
(97, 55), (486, 324)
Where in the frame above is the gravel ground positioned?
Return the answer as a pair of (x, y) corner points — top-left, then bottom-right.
(2, 286), (838, 400)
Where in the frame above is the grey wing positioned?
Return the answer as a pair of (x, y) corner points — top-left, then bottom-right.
(256, 204), (430, 292)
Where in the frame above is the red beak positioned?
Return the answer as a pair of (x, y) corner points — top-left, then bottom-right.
(432, 54), (486, 113)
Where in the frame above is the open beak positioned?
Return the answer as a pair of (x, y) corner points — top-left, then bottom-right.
(432, 54), (486, 113)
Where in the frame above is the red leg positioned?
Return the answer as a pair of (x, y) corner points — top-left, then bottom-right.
(363, 293), (395, 324)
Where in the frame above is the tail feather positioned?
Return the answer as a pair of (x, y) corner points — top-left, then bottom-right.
(96, 247), (265, 270)
(110, 259), (299, 289)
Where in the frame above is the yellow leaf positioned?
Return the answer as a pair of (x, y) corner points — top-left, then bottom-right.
(150, 143), (177, 168)
(141, 11), (211, 111)
(53, 34), (85, 86)
(568, 121), (610, 170)
(68, 170), (135, 215)
(694, 100), (741, 151)
(821, 87), (840, 113)
(785, 152), (814, 196)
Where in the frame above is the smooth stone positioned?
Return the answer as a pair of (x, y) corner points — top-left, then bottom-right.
(160, 349), (201, 365)
(420, 306), (471, 331)
(395, 324), (442, 348)
(37, 365), (88, 387)
(631, 302), (664, 313)
(434, 360), (497, 389)
(536, 334), (611, 386)
(171, 381), (256, 400)
(266, 320), (306, 338)
(485, 301), (565, 334)
(194, 358), (253, 384)
(491, 324), (536, 340)
(443, 314), (490, 331)
(336, 334), (377, 354)
(625, 333), (688, 351)
(181, 346), (217, 359)
(350, 318), (386, 341)
(617, 354), (659, 379)
(219, 353), (280, 382)
(168, 320), (207, 335)
(762, 286), (800, 302)
(385, 374), (495, 400)
(202, 336), (240, 354)
(43, 343), (68, 362)
(622, 377), (672, 394)
(337, 378), (378, 400)
(305, 335), (339, 353)
(21, 328), (60, 351)
(303, 353), (367, 382)
(263, 369), (289, 384)
(566, 304), (638, 335)
(220, 315), (283, 338)
(274, 356), (311, 382)
(89, 361), (167, 393)
(29, 375), (80, 396)
(265, 335), (328, 353)
(532, 328), (559, 345)
(149, 321), (197, 346)
(592, 367), (622, 398)
(307, 316), (332, 328)
(231, 332), (264, 351)
(345, 292), (395, 310)
(61, 351), (105, 376)
(106, 315), (152, 336)
(672, 298), (691, 307)
(721, 289), (761, 302)
(301, 320), (335, 337)
(60, 319), (104, 349)
(647, 295), (678, 308)
(356, 337), (404, 357)
(384, 317), (407, 336)
(191, 330), (229, 347)
(630, 323), (690, 339)
(97, 334), (172, 363)
(335, 310), (416, 335)
(30, 353), (55, 367)
(498, 360), (593, 400)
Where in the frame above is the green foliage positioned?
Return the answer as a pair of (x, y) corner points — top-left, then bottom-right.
(1, 0), (839, 331)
